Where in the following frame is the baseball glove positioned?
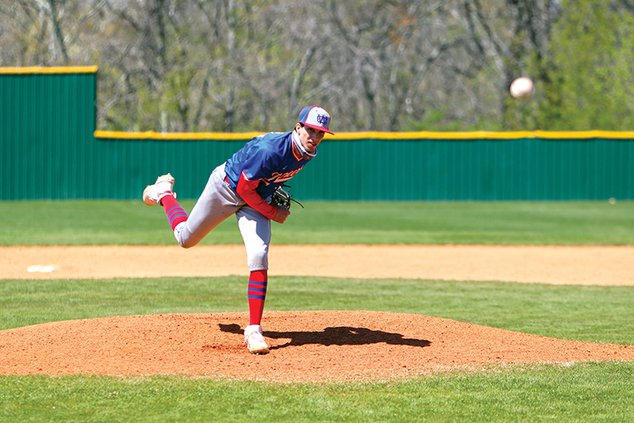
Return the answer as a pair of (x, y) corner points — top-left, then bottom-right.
(271, 185), (304, 209)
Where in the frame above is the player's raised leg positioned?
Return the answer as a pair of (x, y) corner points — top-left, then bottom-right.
(143, 166), (242, 248)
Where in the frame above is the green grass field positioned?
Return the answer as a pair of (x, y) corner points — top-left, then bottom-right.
(1, 201), (633, 422)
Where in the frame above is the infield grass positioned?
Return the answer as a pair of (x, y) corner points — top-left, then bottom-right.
(1, 276), (632, 345)
(1, 200), (633, 245)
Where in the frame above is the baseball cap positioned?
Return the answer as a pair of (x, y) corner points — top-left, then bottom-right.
(298, 105), (334, 135)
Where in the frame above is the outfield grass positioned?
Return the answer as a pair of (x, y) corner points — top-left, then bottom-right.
(1, 200), (633, 245)
(1, 200), (633, 422)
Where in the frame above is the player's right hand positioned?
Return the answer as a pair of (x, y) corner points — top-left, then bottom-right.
(272, 207), (290, 224)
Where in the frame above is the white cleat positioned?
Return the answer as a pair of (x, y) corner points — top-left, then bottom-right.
(244, 325), (270, 354)
(142, 173), (176, 206)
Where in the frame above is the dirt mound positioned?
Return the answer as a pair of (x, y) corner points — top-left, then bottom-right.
(1, 311), (632, 382)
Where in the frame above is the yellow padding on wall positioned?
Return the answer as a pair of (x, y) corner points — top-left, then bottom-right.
(94, 130), (265, 141)
(0, 66), (98, 74)
(94, 129), (634, 141)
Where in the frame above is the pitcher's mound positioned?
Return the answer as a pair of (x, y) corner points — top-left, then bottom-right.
(1, 311), (632, 382)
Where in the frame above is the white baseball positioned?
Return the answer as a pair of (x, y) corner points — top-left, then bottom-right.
(510, 77), (534, 99)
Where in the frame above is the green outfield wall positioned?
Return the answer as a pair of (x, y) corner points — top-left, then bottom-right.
(1, 68), (633, 201)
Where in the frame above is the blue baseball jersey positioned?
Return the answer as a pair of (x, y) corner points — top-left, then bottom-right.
(224, 131), (315, 199)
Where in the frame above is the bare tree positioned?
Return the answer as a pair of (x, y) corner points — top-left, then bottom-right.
(5, 0), (625, 131)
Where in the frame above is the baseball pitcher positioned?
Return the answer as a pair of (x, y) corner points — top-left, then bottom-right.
(142, 105), (334, 354)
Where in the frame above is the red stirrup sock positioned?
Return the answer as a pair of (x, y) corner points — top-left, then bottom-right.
(248, 270), (268, 326)
(160, 194), (188, 230)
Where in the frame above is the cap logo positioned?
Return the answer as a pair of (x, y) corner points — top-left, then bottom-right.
(316, 114), (330, 128)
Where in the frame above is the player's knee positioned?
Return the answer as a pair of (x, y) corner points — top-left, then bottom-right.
(176, 234), (200, 249)
(173, 224), (199, 249)
(247, 246), (269, 270)
(178, 239), (197, 249)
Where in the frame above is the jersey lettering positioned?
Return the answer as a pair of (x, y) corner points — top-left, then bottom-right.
(262, 167), (303, 185)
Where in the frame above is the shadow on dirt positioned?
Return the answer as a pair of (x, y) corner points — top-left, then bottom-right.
(219, 323), (431, 350)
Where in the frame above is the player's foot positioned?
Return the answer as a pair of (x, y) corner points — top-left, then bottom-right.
(244, 324), (269, 354)
(142, 173), (176, 206)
